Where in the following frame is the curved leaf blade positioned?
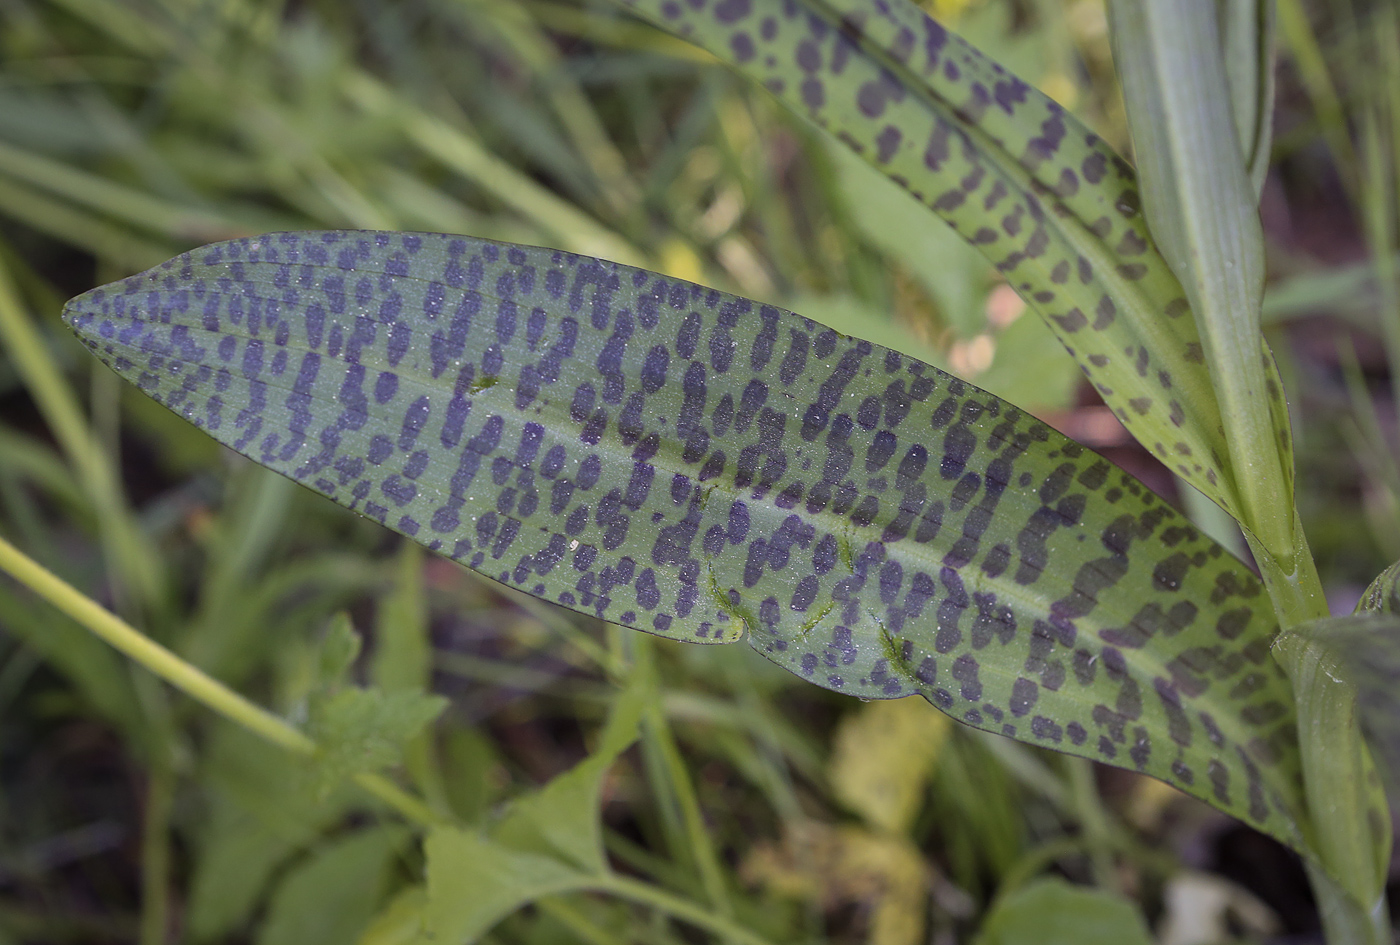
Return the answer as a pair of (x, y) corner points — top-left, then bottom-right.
(613, 0), (1249, 523)
(63, 231), (1303, 846)
(1357, 559), (1400, 615)
(1273, 617), (1394, 910)
(1108, 0), (1295, 562)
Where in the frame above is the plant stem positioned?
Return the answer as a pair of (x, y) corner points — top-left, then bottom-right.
(592, 874), (778, 945)
(633, 636), (734, 917)
(0, 534), (441, 828)
(0, 258), (164, 607)
(1065, 758), (1115, 889)
(138, 766), (173, 945)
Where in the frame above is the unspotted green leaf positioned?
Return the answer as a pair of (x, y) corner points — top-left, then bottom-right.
(257, 825), (409, 945)
(974, 878), (1153, 945)
(421, 672), (644, 940)
(422, 831), (592, 944)
(189, 723), (359, 943)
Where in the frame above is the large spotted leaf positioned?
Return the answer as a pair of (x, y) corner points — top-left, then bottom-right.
(63, 231), (1304, 848)
(612, 0), (1275, 530)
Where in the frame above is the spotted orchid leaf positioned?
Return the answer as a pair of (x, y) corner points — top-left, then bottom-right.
(611, 0), (1261, 528)
(63, 231), (1305, 848)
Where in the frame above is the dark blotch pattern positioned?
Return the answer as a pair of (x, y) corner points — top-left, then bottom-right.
(624, 0), (1300, 568)
(63, 230), (1304, 852)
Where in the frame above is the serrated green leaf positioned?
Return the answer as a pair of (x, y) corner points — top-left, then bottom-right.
(309, 685), (447, 788)
(973, 878), (1153, 945)
(65, 231), (1304, 847)
(613, 0), (1251, 531)
(257, 825), (409, 945)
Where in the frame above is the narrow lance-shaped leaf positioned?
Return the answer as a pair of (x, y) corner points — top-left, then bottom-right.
(64, 231), (1305, 848)
(611, 0), (1256, 525)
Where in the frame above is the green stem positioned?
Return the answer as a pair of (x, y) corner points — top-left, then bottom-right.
(1065, 758), (1115, 889)
(633, 637), (733, 918)
(138, 766), (174, 945)
(0, 258), (165, 608)
(536, 897), (625, 945)
(591, 874), (778, 945)
(0, 534), (441, 828)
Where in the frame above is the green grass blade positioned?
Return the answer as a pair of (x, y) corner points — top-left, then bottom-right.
(612, 0), (1251, 528)
(64, 230), (1305, 848)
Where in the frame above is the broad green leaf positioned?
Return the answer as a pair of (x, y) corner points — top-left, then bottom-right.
(422, 674), (643, 940)
(1108, 0), (1296, 563)
(422, 831), (592, 944)
(358, 886), (428, 945)
(258, 825), (409, 945)
(612, 0), (1252, 532)
(973, 878), (1153, 945)
(65, 231), (1304, 848)
(189, 723), (358, 943)
(492, 667), (644, 872)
